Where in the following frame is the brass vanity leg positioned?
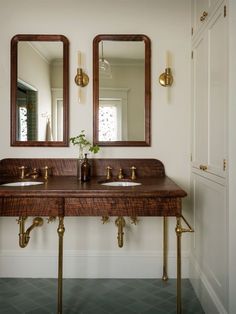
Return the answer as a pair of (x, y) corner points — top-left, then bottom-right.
(175, 215), (194, 314)
(57, 216), (65, 314)
(175, 216), (182, 314)
(162, 217), (168, 281)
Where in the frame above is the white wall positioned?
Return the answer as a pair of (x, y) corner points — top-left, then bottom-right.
(51, 60), (63, 140)
(0, 0), (191, 278)
(50, 59), (63, 89)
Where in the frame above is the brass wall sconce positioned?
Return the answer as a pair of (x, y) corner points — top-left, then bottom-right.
(74, 68), (89, 87)
(159, 51), (174, 87)
(159, 67), (173, 87)
(75, 51), (89, 103)
(74, 51), (89, 88)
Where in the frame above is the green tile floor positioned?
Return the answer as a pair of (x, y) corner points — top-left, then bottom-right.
(0, 278), (204, 314)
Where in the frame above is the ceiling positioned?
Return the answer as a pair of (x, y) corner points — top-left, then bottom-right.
(29, 41), (63, 62)
(100, 40), (145, 60)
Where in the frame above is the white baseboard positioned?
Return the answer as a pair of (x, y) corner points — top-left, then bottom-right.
(189, 254), (228, 314)
(0, 249), (189, 278)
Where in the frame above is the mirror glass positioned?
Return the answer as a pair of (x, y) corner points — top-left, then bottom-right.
(11, 35), (69, 146)
(93, 34), (151, 146)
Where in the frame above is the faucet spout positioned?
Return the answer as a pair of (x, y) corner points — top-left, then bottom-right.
(117, 168), (124, 180)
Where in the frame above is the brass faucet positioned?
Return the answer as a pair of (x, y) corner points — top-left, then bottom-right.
(18, 166), (50, 180)
(117, 168), (124, 180)
(130, 166), (137, 180)
(18, 166), (40, 179)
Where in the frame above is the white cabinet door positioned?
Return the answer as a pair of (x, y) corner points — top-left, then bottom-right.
(192, 172), (228, 310)
(209, 0), (220, 7)
(192, 34), (208, 168)
(192, 2), (227, 178)
(208, 5), (228, 177)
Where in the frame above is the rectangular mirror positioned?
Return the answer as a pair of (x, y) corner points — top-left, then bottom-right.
(93, 34), (151, 146)
(11, 34), (69, 146)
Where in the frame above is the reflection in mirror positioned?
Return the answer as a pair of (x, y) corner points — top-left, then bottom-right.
(93, 35), (151, 146)
(11, 35), (69, 146)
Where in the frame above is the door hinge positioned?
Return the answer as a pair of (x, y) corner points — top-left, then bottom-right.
(223, 159), (227, 171)
(191, 27), (193, 36)
(191, 51), (194, 59)
(224, 5), (226, 17)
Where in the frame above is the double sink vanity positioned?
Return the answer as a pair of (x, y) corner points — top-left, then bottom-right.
(0, 158), (191, 314)
(4, 31), (193, 314)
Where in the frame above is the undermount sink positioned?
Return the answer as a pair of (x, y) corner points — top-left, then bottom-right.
(101, 181), (142, 187)
(1, 181), (44, 187)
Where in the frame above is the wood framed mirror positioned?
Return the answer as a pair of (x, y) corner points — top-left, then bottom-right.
(11, 34), (69, 146)
(93, 34), (151, 146)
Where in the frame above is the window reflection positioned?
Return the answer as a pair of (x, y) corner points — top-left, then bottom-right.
(18, 107), (27, 141)
(99, 100), (121, 141)
(17, 81), (38, 141)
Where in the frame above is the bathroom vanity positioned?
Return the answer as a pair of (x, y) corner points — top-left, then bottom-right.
(0, 158), (191, 314)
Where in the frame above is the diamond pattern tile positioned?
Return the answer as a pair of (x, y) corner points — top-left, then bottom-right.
(0, 278), (204, 313)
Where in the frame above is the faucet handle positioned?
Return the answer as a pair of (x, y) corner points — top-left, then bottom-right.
(41, 166), (49, 180)
(106, 166), (112, 180)
(130, 166), (137, 180)
(17, 166), (27, 179)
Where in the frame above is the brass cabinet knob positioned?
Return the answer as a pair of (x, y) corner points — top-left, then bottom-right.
(199, 164), (208, 171)
(200, 11), (208, 22)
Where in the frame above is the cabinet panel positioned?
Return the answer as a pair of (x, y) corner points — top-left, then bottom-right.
(0, 197), (63, 216)
(192, 35), (208, 166)
(64, 197), (181, 216)
(192, 2), (227, 178)
(192, 173), (228, 308)
(191, 1), (228, 312)
(208, 7), (227, 176)
(209, 0), (219, 7)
